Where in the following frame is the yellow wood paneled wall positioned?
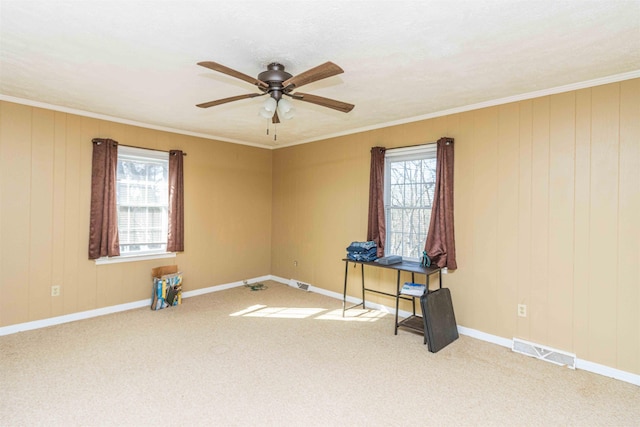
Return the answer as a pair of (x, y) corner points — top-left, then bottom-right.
(271, 79), (640, 374)
(0, 101), (273, 327)
(1, 79), (637, 375)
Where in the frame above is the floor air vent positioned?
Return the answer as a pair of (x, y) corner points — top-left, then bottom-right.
(288, 279), (311, 291)
(512, 338), (576, 369)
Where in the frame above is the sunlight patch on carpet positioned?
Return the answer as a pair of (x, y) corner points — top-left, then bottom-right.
(230, 305), (325, 318)
(230, 304), (268, 316)
(229, 305), (386, 321)
(316, 309), (387, 322)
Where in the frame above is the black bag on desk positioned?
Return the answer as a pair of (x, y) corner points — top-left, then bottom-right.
(420, 288), (458, 353)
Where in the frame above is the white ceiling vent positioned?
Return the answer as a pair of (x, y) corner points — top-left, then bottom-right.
(512, 338), (576, 369)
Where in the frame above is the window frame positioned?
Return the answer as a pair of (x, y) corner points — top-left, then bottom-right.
(383, 143), (437, 262)
(95, 146), (175, 265)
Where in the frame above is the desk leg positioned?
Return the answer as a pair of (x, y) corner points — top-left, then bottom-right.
(411, 272), (416, 316)
(361, 264), (366, 310)
(424, 272), (430, 345)
(394, 270), (401, 335)
(342, 260), (349, 316)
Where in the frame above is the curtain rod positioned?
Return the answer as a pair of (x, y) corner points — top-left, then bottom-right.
(386, 137), (454, 151)
(386, 142), (433, 151)
(92, 138), (187, 156)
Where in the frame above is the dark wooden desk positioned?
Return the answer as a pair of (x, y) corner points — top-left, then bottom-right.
(342, 258), (442, 334)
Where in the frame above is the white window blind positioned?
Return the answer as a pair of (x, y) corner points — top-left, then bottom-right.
(116, 146), (169, 256)
(384, 144), (437, 261)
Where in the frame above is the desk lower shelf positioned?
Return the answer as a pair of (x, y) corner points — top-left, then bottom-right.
(397, 314), (424, 333)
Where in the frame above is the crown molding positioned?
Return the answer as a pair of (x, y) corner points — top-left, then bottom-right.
(277, 69), (640, 148)
(2, 69), (638, 150)
(0, 94), (267, 149)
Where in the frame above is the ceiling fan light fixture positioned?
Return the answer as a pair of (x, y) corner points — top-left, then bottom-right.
(259, 97), (277, 118)
(264, 97), (277, 112)
(277, 98), (294, 120)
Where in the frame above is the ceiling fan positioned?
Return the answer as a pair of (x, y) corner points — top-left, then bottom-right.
(196, 61), (355, 123)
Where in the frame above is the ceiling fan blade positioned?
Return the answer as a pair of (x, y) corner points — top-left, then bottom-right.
(198, 61), (268, 88)
(283, 62), (344, 89)
(294, 92), (355, 113)
(272, 111), (280, 124)
(196, 93), (262, 108)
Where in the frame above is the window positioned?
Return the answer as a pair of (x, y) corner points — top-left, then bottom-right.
(384, 144), (437, 261)
(116, 146), (169, 256)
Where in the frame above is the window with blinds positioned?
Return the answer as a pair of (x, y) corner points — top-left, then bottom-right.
(384, 144), (437, 261)
(116, 146), (169, 255)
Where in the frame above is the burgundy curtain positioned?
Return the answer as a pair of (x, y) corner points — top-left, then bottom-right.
(167, 150), (184, 252)
(424, 137), (457, 269)
(367, 146), (386, 257)
(88, 138), (120, 259)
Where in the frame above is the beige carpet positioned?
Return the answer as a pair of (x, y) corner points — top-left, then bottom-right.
(1, 281), (639, 426)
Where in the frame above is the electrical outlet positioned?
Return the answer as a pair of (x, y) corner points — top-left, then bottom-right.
(51, 285), (61, 297)
(294, 260), (298, 267)
(517, 304), (527, 318)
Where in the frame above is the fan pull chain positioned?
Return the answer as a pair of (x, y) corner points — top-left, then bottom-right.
(265, 119), (277, 142)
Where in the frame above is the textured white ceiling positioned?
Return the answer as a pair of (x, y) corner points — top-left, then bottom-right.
(1, 0), (639, 148)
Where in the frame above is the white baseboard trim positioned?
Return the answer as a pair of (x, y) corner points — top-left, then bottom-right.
(457, 325), (513, 348)
(0, 299), (150, 336)
(0, 275), (266, 337)
(270, 275), (640, 386)
(181, 275), (272, 298)
(575, 358), (640, 386)
(457, 327), (639, 385)
(270, 275), (412, 316)
(3, 275), (639, 386)
(267, 275), (289, 285)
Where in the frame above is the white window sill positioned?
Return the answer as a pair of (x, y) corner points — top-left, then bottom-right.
(95, 252), (176, 265)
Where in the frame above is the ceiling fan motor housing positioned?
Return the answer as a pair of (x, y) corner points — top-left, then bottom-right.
(258, 63), (293, 100)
